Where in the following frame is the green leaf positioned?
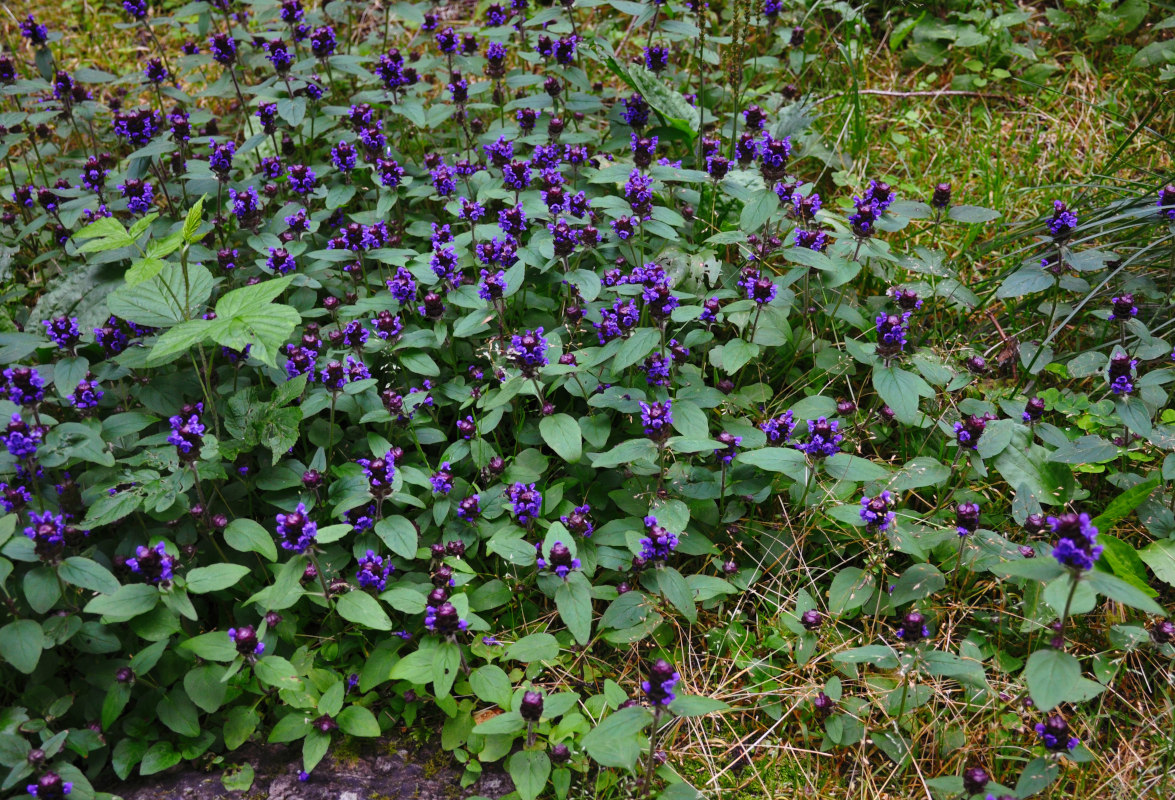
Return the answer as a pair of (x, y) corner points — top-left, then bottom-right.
(253, 656), (301, 690)
(615, 62), (699, 136)
(668, 695), (729, 717)
(590, 438), (658, 469)
(433, 640), (461, 698)
(337, 705), (381, 737)
(81, 489), (142, 528)
(1047, 435), (1118, 464)
(156, 693), (200, 738)
(612, 327), (661, 372)
(186, 564), (250, 594)
(180, 631), (238, 662)
(1097, 534), (1157, 596)
(828, 567), (876, 614)
(107, 262), (214, 328)
(508, 750), (551, 800)
(889, 457), (950, 490)
(824, 453), (889, 482)
(83, 584), (159, 621)
(946, 205), (1000, 223)
(74, 216), (135, 253)
(654, 566), (697, 623)
(582, 706), (653, 770)
(0, 620), (43, 674)
(224, 518), (277, 562)
(506, 633), (559, 663)
(124, 257), (168, 287)
(183, 195), (206, 243)
(1090, 477), (1160, 534)
(736, 447), (807, 479)
(556, 573), (594, 645)
(540, 413), (583, 464)
(471, 710), (525, 736)
(833, 645), (899, 669)
(919, 650), (988, 688)
(58, 557), (120, 595)
(470, 665), (514, 709)
(140, 741), (181, 776)
(1140, 538), (1175, 588)
(375, 516), (417, 560)
(1086, 570), (1166, 616)
(184, 665), (228, 713)
(146, 319), (213, 364)
(739, 188), (779, 232)
(207, 303), (300, 368)
(223, 707), (260, 751)
(1015, 756), (1059, 796)
(337, 591), (393, 631)
(889, 564), (945, 606)
(1025, 649), (1082, 711)
(873, 367), (931, 422)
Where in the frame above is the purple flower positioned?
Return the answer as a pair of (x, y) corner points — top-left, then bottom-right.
(478, 270), (507, 303)
(386, 267), (417, 304)
(641, 659), (679, 706)
(895, 611), (929, 642)
(714, 431), (742, 464)
(537, 540), (581, 579)
(435, 26), (458, 54)
(69, 377), (103, 410)
(507, 482), (543, 526)
(276, 503), (317, 553)
(1, 415), (41, 460)
(24, 510), (66, 562)
(621, 94), (650, 130)
(167, 402), (205, 459)
(860, 492), (896, 532)
(127, 541), (176, 583)
(458, 494), (481, 522)
(644, 46), (669, 72)
(228, 186), (262, 228)
(795, 417), (842, 458)
(560, 504), (594, 538)
(356, 550), (393, 591)
(228, 625), (265, 656)
(1109, 294), (1137, 321)
(425, 601), (468, 634)
(1035, 714), (1078, 753)
(4, 366), (44, 407)
(760, 411), (796, 444)
(739, 268), (778, 304)
(639, 515), (679, 564)
(123, 0), (149, 19)
(112, 108), (162, 146)
(25, 773), (72, 799)
(875, 311), (910, 359)
(357, 450), (397, 497)
(209, 33), (237, 65)
(640, 400), (673, 440)
(331, 140), (357, 172)
(758, 135), (792, 184)
(1047, 200), (1077, 241)
(266, 247), (296, 275)
(953, 413), (994, 450)
(116, 179), (154, 215)
(955, 502), (980, 537)
(1158, 184), (1175, 222)
(862, 180), (895, 213)
(19, 15), (49, 45)
(510, 328), (549, 376)
(624, 169), (654, 217)
(1048, 512), (1101, 571)
(287, 164), (317, 194)
(1023, 396), (1046, 423)
(0, 482), (32, 514)
(1107, 352), (1138, 395)
(310, 25), (336, 58)
(430, 463), (454, 494)
(265, 38), (295, 72)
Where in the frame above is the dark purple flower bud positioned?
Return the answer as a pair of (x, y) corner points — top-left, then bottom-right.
(642, 659), (680, 707)
(931, 182), (952, 209)
(1034, 713), (1078, 752)
(115, 666), (135, 683)
(836, 399), (857, 415)
(1149, 619), (1175, 645)
(955, 502), (981, 537)
(519, 690), (544, 722)
(228, 625), (264, 656)
(961, 766), (989, 795)
(27, 748), (46, 765)
(964, 355), (987, 375)
(895, 611), (929, 642)
(813, 691), (835, 716)
(313, 714), (338, 732)
(27, 772), (70, 800)
(800, 609), (823, 631)
(1024, 513), (1048, 536)
(1023, 396), (1046, 423)
(550, 743), (571, 763)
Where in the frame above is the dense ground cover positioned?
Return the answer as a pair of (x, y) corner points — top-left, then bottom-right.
(0, 0), (1174, 798)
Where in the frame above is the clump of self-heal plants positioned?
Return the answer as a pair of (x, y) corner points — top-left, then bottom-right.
(0, 3), (1170, 800)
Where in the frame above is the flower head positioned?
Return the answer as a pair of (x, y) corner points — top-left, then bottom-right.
(641, 659), (679, 707)
(1048, 512), (1101, 571)
(860, 492), (896, 532)
(1035, 714), (1078, 753)
(356, 550), (393, 591)
(228, 625), (265, 656)
(507, 482), (543, 526)
(795, 417), (842, 458)
(126, 541), (176, 583)
(276, 503), (317, 553)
